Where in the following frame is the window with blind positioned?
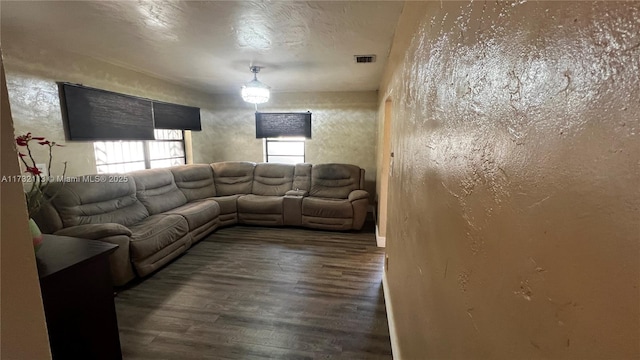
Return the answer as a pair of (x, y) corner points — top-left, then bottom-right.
(264, 138), (305, 164)
(93, 129), (185, 173)
(255, 112), (311, 139)
(60, 83), (201, 139)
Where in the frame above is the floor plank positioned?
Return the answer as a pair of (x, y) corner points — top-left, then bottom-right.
(115, 220), (391, 359)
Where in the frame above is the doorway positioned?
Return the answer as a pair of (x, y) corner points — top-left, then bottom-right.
(377, 98), (393, 247)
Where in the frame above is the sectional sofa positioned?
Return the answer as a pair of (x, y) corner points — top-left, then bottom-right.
(34, 162), (370, 286)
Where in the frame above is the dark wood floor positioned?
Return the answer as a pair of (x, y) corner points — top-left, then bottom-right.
(114, 220), (392, 360)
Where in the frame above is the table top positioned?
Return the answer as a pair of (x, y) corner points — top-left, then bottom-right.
(36, 234), (118, 279)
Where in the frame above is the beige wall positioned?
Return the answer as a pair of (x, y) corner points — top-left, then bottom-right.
(1, 55), (52, 360)
(1, 17), (378, 360)
(379, 2), (639, 359)
(2, 45), (378, 196)
(376, 99), (392, 237)
(194, 91), (378, 196)
(1, 44), (214, 176)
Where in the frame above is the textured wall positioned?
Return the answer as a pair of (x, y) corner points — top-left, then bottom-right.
(1, 44), (214, 176)
(379, 1), (639, 358)
(194, 91), (378, 196)
(2, 45), (378, 197)
(0, 58), (51, 360)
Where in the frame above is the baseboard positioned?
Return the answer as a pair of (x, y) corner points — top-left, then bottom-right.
(383, 270), (401, 359)
(375, 224), (386, 247)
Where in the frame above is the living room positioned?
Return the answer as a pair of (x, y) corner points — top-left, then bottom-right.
(2, 1), (639, 360)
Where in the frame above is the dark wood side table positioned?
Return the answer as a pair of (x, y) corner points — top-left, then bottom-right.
(36, 234), (122, 360)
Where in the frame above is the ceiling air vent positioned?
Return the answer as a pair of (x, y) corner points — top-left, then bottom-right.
(354, 55), (376, 63)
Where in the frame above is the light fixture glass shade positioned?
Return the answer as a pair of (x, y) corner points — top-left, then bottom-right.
(241, 66), (270, 104)
(241, 79), (270, 104)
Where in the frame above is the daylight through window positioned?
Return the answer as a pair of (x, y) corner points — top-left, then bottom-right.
(264, 138), (305, 164)
(94, 129), (186, 173)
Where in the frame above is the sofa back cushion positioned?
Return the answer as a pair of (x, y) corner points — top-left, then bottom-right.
(170, 165), (216, 201)
(212, 161), (256, 196)
(293, 163), (312, 191)
(32, 201), (64, 234)
(252, 163), (295, 196)
(130, 169), (187, 214)
(47, 176), (149, 227)
(309, 164), (362, 199)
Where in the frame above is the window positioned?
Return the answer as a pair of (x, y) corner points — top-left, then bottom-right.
(264, 138), (305, 164)
(94, 129), (186, 173)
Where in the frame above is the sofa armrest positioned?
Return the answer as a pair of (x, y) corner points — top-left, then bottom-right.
(53, 223), (132, 240)
(348, 190), (369, 202)
(286, 189), (308, 197)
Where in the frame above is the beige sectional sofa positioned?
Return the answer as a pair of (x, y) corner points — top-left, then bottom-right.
(35, 162), (369, 286)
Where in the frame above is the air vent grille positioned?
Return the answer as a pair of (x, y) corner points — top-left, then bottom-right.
(354, 55), (376, 63)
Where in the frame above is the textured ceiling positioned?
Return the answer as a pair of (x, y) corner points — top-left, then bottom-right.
(0, 1), (404, 95)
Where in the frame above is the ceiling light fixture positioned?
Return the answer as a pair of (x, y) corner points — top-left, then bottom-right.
(241, 66), (270, 104)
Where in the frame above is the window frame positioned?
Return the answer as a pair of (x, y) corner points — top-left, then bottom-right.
(94, 129), (186, 173)
(264, 137), (305, 164)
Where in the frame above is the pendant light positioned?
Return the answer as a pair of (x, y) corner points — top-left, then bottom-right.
(241, 66), (270, 104)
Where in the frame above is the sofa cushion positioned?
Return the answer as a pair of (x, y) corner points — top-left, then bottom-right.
(210, 195), (240, 215)
(237, 195), (284, 214)
(46, 177), (149, 227)
(309, 164), (361, 199)
(163, 200), (220, 230)
(170, 165), (216, 201)
(252, 163), (294, 196)
(302, 197), (353, 218)
(301, 216), (353, 231)
(128, 214), (189, 260)
(212, 161), (256, 196)
(238, 213), (283, 226)
(293, 163), (312, 191)
(33, 201), (64, 234)
(54, 223), (132, 239)
(130, 169), (187, 214)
